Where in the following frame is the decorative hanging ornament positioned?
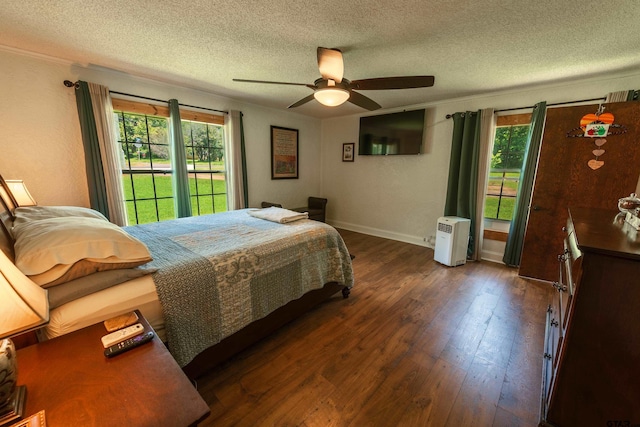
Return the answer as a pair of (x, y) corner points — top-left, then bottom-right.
(566, 105), (627, 139)
(580, 110), (613, 138)
(566, 105), (627, 170)
(588, 138), (606, 170)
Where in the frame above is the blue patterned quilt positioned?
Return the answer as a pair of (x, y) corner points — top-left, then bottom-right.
(126, 209), (354, 367)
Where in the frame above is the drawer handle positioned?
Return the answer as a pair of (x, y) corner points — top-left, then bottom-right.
(552, 282), (567, 292)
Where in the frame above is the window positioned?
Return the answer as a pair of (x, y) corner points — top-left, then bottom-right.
(484, 114), (531, 221)
(182, 120), (226, 216)
(113, 99), (226, 225)
(117, 111), (174, 224)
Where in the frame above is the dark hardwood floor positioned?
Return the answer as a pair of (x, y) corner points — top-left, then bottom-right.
(196, 229), (554, 426)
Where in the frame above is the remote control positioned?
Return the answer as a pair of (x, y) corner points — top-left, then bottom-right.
(104, 331), (155, 358)
(101, 323), (144, 348)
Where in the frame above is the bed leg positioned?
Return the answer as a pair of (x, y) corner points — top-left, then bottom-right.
(342, 287), (350, 298)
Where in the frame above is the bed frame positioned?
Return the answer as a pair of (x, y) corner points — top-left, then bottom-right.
(183, 282), (349, 379)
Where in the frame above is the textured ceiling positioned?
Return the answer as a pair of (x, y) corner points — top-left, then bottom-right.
(2, 1), (640, 118)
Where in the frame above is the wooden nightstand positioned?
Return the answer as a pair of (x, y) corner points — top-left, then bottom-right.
(16, 310), (210, 426)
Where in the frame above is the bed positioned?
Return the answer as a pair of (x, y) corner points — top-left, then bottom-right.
(0, 177), (353, 379)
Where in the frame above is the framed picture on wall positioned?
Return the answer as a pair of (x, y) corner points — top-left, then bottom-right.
(342, 142), (355, 162)
(270, 126), (299, 179)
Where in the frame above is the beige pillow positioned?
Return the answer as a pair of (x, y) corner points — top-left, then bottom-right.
(12, 206), (108, 232)
(13, 216), (152, 287)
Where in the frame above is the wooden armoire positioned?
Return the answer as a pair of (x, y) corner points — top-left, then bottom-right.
(519, 101), (640, 282)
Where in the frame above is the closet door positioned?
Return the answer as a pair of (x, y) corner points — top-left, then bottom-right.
(518, 101), (640, 282)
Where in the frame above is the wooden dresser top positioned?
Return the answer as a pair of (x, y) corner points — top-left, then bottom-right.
(568, 206), (640, 260)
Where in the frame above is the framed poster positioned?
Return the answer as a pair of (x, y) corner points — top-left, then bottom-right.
(342, 142), (355, 162)
(271, 126), (299, 179)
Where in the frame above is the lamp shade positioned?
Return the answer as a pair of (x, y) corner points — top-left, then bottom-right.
(5, 181), (36, 207)
(0, 250), (48, 340)
(314, 87), (350, 107)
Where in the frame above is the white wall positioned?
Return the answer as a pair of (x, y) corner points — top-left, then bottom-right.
(321, 71), (640, 259)
(0, 47), (322, 209)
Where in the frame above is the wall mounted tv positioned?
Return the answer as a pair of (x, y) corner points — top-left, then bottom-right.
(358, 109), (426, 155)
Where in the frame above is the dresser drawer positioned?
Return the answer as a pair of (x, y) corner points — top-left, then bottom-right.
(541, 305), (554, 419)
(541, 304), (559, 420)
(559, 233), (582, 332)
(549, 297), (561, 365)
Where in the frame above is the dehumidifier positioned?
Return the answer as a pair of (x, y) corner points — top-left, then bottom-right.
(434, 216), (471, 267)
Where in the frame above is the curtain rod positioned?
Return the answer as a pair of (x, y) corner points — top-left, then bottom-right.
(63, 80), (228, 115)
(444, 96), (607, 119)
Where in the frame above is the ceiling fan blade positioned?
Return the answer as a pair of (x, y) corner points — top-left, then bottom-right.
(351, 76), (435, 90)
(348, 91), (381, 111)
(234, 78), (314, 89)
(317, 47), (343, 83)
(288, 94), (316, 109)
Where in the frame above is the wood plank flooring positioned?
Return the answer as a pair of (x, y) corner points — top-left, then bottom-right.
(196, 229), (554, 426)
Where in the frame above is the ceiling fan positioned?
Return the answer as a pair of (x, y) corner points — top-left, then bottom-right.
(233, 47), (435, 111)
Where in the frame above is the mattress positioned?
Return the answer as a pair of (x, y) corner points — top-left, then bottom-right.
(38, 274), (165, 341)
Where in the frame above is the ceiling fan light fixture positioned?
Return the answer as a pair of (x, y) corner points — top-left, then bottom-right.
(314, 87), (350, 107)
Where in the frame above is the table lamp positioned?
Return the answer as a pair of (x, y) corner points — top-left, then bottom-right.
(4, 181), (36, 208)
(0, 249), (48, 426)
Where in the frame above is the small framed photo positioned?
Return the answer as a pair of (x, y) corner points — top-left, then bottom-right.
(342, 142), (355, 162)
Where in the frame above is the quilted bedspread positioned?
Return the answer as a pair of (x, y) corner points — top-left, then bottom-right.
(125, 209), (354, 367)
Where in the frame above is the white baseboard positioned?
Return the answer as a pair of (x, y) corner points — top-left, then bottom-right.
(329, 219), (506, 265)
(328, 219), (429, 248)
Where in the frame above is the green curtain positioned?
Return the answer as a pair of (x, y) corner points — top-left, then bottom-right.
(239, 112), (249, 207)
(74, 81), (110, 219)
(444, 110), (481, 256)
(503, 101), (547, 267)
(168, 99), (192, 218)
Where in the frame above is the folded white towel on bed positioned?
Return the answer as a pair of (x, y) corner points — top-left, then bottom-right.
(248, 207), (309, 224)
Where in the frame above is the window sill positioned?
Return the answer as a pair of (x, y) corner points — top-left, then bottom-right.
(484, 229), (508, 242)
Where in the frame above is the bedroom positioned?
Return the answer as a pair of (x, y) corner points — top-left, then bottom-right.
(2, 1), (640, 426)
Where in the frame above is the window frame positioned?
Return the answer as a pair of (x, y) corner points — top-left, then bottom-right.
(112, 98), (226, 225)
(484, 113), (532, 224)
(181, 120), (227, 217)
(116, 110), (173, 224)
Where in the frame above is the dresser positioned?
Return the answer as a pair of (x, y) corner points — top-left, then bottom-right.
(540, 207), (640, 426)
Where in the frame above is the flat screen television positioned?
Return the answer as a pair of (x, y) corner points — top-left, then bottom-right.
(358, 109), (425, 155)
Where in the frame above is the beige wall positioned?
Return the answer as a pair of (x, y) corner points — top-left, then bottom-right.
(0, 47), (322, 210)
(320, 72), (640, 261)
(3, 45), (640, 263)
(1, 50), (87, 206)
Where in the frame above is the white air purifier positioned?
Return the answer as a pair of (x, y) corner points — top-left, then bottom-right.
(434, 216), (471, 267)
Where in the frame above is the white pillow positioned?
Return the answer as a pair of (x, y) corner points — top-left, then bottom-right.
(12, 206), (108, 232)
(13, 216), (152, 287)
